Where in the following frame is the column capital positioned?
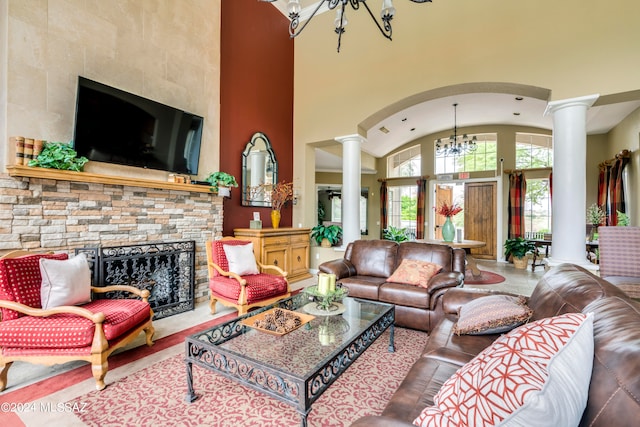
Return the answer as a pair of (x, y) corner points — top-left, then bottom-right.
(335, 134), (367, 145)
(544, 94), (599, 116)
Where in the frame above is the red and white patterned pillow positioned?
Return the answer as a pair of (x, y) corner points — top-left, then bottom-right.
(414, 312), (594, 427)
(387, 259), (443, 288)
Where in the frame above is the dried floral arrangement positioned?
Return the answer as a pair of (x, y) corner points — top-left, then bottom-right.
(586, 204), (607, 226)
(269, 181), (294, 212)
(252, 308), (302, 334)
(435, 202), (463, 218)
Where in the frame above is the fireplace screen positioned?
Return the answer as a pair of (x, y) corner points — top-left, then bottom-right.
(76, 241), (195, 319)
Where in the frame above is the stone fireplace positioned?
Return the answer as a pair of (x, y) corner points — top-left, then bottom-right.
(0, 170), (223, 303)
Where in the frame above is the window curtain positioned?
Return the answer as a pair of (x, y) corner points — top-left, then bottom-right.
(508, 172), (526, 238)
(415, 178), (426, 239)
(597, 164), (608, 212)
(380, 180), (388, 238)
(608, 156), (630, 225)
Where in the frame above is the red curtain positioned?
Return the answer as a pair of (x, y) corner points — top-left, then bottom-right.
(508, 172), (526, 238)
(379, 181), (388, 238)
(608, 156), (630, 225)
(597, 165), (608, 213)
(415, 178), (426, 239)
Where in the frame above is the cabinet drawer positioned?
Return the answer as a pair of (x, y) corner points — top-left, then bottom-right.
(290, 233), (309, 244)
(264, 236), (290, 247)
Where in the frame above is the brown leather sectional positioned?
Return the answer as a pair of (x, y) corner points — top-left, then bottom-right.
(319, 240), (466, 332)
(351, 263), (640, 426)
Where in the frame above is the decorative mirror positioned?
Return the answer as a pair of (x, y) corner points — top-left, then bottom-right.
(242, 132), (278, 207)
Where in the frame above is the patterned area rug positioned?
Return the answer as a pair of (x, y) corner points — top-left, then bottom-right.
(69, 328), (427, 427)
(463, 269), (506, 285)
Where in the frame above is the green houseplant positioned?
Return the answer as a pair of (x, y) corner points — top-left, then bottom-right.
(504, 237), (537, 269)
(28, 141), (88, 172)
(311, 224), (343, 247)
(205, 172), (238, 197)
(383, 226), (409, 243)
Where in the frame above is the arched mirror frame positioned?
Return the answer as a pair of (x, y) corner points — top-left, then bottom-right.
(242, 132), (278, 207)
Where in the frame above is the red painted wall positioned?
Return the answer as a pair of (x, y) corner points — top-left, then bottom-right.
(220, 0), (294, 235)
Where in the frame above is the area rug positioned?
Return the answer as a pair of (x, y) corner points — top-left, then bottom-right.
(63, 328), (427, 427)
(464, 269), (506, 285)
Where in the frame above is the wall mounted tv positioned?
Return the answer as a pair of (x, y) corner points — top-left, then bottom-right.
(73, 77), (203, 175)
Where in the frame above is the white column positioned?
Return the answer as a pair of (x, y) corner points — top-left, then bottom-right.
(544, 94), (598, 267)
(249, 150), (267, 201)
(335, 134), (365, 246)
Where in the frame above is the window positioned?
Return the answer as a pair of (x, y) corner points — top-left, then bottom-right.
(524, 178), (551, 234)
(388, 145), (421, 178)
(516, 133), (552, 169)
(435, 133), (497, 174)
(387, 185), (417, 239)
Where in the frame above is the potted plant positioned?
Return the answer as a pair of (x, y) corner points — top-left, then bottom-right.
(205, 172), (238, 197)
(504, 237), (537, 269)
(383, 226), (409, 243)
(28, 141), (88, 171)
(586, 204), (606, 241)
(311, 224), (343, 247)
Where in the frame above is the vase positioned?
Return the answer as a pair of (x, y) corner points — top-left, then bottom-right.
(442, 217), (455, 242)
(271, 210), (281, 229)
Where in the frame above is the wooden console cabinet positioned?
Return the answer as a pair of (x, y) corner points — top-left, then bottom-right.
(233, 227), (312, 283)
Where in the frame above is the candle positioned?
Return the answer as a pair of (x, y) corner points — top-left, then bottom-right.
(318, 274), (329, 295)
(328, 274), (336, 292)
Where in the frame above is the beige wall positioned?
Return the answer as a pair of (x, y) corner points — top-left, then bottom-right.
(292, 0), (640, 232)
(1, 0), (221, 181)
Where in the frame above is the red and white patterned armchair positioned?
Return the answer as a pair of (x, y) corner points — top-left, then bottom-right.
(205, 238), (290, 315)
(0, 250), (155, 391)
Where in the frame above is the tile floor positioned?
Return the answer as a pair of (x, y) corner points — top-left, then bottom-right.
(1, 259), (544, 396)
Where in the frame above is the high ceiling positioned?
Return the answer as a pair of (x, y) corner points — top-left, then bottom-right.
(267, 1), (640, 172)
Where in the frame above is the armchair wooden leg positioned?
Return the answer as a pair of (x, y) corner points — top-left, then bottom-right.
(209, 295), (218, 314)
(92, 359), (108, 391)
(0, 361), (13, 392)
(144, 324), (155, 347)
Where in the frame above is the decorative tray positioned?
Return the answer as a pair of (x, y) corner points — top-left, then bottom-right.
(240, 307), (315, 336)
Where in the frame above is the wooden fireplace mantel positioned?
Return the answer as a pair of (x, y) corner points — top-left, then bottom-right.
(6, 165), (217, 194)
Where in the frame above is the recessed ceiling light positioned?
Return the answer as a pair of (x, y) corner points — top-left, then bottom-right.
(515, 97), (524, 101)
(513, 112), (521, 116)
(379, 126), (390, 134)
(410, 128), (416, 131)
(401, 118), (407, 122)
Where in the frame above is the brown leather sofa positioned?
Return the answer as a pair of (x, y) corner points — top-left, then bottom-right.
(351, 263), (640, 426)
(318, 240), (465, 332)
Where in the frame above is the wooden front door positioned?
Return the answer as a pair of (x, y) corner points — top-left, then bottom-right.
(464, 182), (497, 259)
(434, 185), (453, 240)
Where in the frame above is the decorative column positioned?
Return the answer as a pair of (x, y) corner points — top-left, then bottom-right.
(249, 150), (267, 202)
(335, 134), (365, 246)
(544, 94), (599, 267)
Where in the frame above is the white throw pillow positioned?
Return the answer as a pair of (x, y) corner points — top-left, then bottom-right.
(40, 252), (92, 309)
(223, 242), (259, 275)
(414, 312), (594, 427)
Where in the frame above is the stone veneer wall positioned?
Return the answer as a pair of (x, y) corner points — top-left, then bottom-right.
(0, 174), (222, 302)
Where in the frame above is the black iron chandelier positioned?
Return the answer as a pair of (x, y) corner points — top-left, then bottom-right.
(435, 103), (478, 156)
(262, 0), (433, 52)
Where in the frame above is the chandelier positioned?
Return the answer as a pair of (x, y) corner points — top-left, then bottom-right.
(435, 103), (478, 156)
(262, 0), (433, 52)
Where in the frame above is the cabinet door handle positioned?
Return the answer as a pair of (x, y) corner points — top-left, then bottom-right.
(297, 255), (301, 262)
(274, 259), (278, 266)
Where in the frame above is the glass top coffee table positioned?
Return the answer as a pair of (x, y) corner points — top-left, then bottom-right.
(185, 292), (395, 426)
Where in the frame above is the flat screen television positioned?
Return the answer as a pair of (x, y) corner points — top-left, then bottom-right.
(73, 77), (203, 175)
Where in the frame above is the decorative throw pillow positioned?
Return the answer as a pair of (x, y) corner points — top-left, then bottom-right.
(453, 294), (533, 335)
(387, 259), (443, 288)
(414, 312), (594, 427)
(222, 242), (259, 275)
(40, 252), (92, 309)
